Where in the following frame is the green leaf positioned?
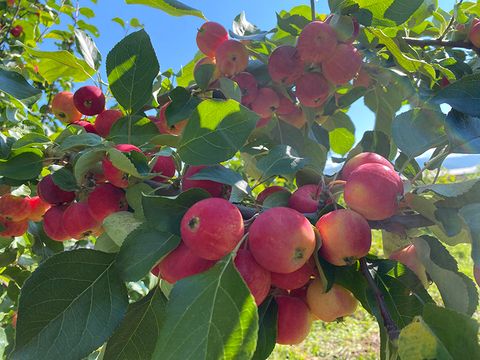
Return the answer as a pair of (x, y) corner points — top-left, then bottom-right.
(11, 133), (50, 150)
(459, 203), (480, 263)
(106, 30), (159, 113)
(329, 127), (355, 155)
(218, 78), (242, 102)
(176, 52), (204, 88)
(73, 148), (106, 184)
(115, 224), (180, 282)
(125, 0), (205, 19)
(189, 165), (251, 195)
(107, 148), (141, 177)
(194, 63), (216, 90)
(252, 297), (277, 360)
(364, 84), (403, 136)
(126, 183), (152, 219)
(351, 0), (424, 27)
(24, 48), (96, 83)
(422, 304), (480, 359)
(0, 68), (42, 105)
(11, 250), (128, 360)
(413, 236), (478, 315)
(74, 29), (101, 70)
(368, 28), (435, 79)
(444, 109), (480, 154)
(165, 87), (201, 126)
(104, 287), (167, 360)
(109, 115), (159, 146)
(0, 149), (43, 180)
(142, 189), (210, 235)
(94, 233), (120, 253)
(112, 17), (126, 28)
(51, 168), (79, 191)
(392, 108), (447, 158)
(152, 256), (258, 359)
(150, 134), (180, 147)
(103, 211), (143, 246)
(432, 73), (480, 117)
(58, 132), (103, 151)
(178, 100), (259, 165)
(256, 145), (308, 179)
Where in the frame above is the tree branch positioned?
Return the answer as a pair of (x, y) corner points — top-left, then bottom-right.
(360, 258), (400, 341)
(402, 37), (475, 50)
(368, 214), (434, 231)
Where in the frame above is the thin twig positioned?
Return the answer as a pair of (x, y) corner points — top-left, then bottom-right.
(310, 0), (316, 22)
(437, 0), (464, 41)
(403, 37), (474, 50)
(360, 258), (400, 341)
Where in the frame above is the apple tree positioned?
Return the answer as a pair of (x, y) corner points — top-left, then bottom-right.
(0, 0), (479, 359)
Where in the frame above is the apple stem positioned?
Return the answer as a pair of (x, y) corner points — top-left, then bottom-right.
(359, 258), (400, 341)
(310, 0), (316, 22)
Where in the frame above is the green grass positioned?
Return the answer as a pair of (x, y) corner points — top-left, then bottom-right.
(269, 234), (479, 359)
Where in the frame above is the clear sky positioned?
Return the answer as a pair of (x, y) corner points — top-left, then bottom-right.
(71, 0), (456, 140)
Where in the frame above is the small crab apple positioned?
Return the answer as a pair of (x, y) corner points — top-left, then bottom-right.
(279, 109), (307, 129)
(316, 209), (372, 266)
(51, 91), (82, 124)
(94, 109), (123, 138)
(43, 206), (70, 241)
(102, 144), (142, 188)
(215, 39), (249, 76)
(341, 152), (394, 180)
(151, 156), (176, 182)
(234, 249), (271, 305)
(10, 25), (23, 37)
(474, 265), (480, 287)
(87, 183), (127, 222)
(248, 207), (316, 273)
(72, 120), (98, 134)
(275, 295), (312, 345)
(322, 43), (362, 85)
(232, 72), (258, 106)
(181, 198), (244, 260)
(256, 186), (289, 205)
(344, 163), (403, 220)
(73, 86), (105, 116)
(268, 45), (303, 85)
(276, 94), (298, 117)
(288, 184), (323, 213)
(27, 196), (50, 222)
(307, 279), (358, 322)
(390, 244), (428, 287)
(469, 20), (480, 48)
(297, 21), (338, 64)
(63, 202), (101, 240)
(271, 261), (314, 290)
(251, 88), (280, 118)
(182, 165), (228, 198)
(152, 101), (187, 136)
(152, 242), (216, 283)
(0, 218), (28, 237)
(196, 21), (229, 58)
(0, 194), (31, 221)
(295, 72), (331, 108)
(37, 174), (76, 205)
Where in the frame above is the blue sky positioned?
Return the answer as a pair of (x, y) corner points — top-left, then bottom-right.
(75, 0), (455, 139)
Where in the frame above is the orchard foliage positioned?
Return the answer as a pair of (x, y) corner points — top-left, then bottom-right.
(0, 0), (480, 359)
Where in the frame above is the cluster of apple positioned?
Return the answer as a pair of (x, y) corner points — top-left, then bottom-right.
(193, 15), (364, 129)
(0, 193), (49, 237)
(149, 152), (405, 345)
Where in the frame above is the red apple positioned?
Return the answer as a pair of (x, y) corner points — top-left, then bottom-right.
(469, 20), (480, 47)
(37, 174), (76, 205)
(51, 91), (82, 124)
(0, 217), (28, 237)
(271, 261), (314, 290)
(152, 242), (216, 283)
(390, 244), (428, 287)
(234, 249), (271, 305)
(275, 295), (312, 345)
(322, 43), (362, 85)
(94, 110), (123, 138)
(306, 279), (358, 322)
(181, 198), (244, 260)
(288, 184), (323, 213)
(151, 156), (176, 182)
(63, 202), (101, 239)
(73, 86), (105, 116)
(341, 152), (394, 180)
(87, 183), (127, 222)
(196, 21), (229, 58)
(474, 264), (480, 287)
(344, 163), (403, 220)
(151, 101), (187, 136)
(232, 72), (258, 106)
(43, 206), (70, 241)
(248, 207), (316, 273)
(296, 21), (338, 64)
(316, 209), (372, 266)
(0, 194), (30, 221)
(215, 39), (249, 76)
(72, 120), (98, 134)
(251, 88), (280, 118)
(256, 186), (289, 205)
(268, 45), (303, 85)
(102, 144), (141, 189)
(27, 196), (50, 222)
(295, 72), (331, 108)
(181, 165), (227, 198)
(9, 25), (23, 37)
